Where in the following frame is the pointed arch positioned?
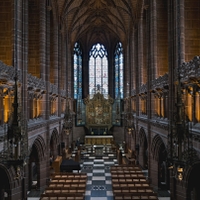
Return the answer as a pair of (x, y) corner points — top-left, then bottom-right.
(139, 127), (147, 145)
(151, 134), (166, 161)
(50, 128), (60, 157)
(32, 135), (46, 161)
(184, 160), (200, 187)
(0, 163), (12, 187)
(0, 163), (22, 197)
(138, 127), (148, 169)
(50, 128), (59, 145)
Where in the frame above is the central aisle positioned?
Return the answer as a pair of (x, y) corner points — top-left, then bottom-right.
(80, 145), (118, 200)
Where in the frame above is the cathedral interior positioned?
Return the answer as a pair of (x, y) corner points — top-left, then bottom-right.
(0, 0), (200, 200)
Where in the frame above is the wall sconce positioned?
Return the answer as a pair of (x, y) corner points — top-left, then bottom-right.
(128, 127), (133, 134)
(65, 129), (70, 136)
(177, 166), (183, 181)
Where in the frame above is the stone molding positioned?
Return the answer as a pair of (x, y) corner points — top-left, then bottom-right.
(180, 56), (200, 84)
(139, 83), (147, 94)
(151, 73), (169, 92)
(137, 116), (169, 130)
(0, 61), (66, 98)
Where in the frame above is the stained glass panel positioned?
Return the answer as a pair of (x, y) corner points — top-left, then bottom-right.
(74, 42), (82, 99)
(89, 43), (108, 97)
(114, 42), (124, 99)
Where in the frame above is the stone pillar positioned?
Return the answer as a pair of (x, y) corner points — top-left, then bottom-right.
(108, 46), (115, 98)
(138, 11), (144, 86)
(66, 42), (72, 98)
(150, 0), (158, 79)
(39, 0), (46, 80)
(150, 154), (158, 188)
(53, 20), (59, 86)
(139, 144), (145, 168)
(37, 159), (47, 189)
(45, 3), (51, 181)
(0, 88), (3, 124)
(57, 31), (62, 117)
(130, 30), (135, 92)
(82, 47), (89, 99)
(61, 34), (67, 92)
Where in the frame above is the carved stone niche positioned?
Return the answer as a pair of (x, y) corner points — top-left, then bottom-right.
(84, 92), (114, 133)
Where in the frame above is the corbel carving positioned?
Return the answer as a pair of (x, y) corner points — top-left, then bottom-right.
(131, 89), (136, 96)
(180, 56), (200, 83)
(139, 83), (147, 94)
(60, 89), (67, 98)
(151, 73), (169, 92)
(27, 74), (45, 91)
(49, 83), (58, 96)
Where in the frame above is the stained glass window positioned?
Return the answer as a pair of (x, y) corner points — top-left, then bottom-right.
(114, 42), (124, 99)
(89, 43), (108, 97)
(74, 42), (82, 99)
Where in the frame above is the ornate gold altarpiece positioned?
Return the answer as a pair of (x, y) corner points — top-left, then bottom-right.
(83, 92), (114, 144)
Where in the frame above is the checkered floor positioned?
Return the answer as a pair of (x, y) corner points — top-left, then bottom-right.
(27, 145), (170, 200)
(80, 145), (118, 200)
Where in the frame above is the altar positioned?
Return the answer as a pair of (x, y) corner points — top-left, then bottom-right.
(85, 135), (113, 145)
(82, 92), (117, 145)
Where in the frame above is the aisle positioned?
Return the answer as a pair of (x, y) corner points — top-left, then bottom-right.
(80, 145), (118, 200)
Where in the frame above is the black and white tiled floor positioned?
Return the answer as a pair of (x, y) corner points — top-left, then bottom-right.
(28, 145), (170, 200)
(80, 145), (118, 200)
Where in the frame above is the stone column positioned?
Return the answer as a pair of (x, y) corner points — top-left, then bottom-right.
(138, 11), (144, 86)
(0, 88), (3, 124)
(57, 31), (62, 117)
(82, 46), (89, 99)
(108, 46), (115, 98)
(61, 34), (67, 92)
(37, 159), (47, 189)
(130, 30), (135, 93)
(66, 42), (72, 98)
(150, 0), (158, 79)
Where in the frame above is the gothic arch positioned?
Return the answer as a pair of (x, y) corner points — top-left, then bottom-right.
(138, 128), (148, 169)
(50, 128), (60, 158)
(28, 135), (46, 190)
(151, 134), (167, 161)
(139, 127), (147, 145)
(130, 124), (136, 149)
(0, 163), (17, 199)
(184, 161), (200, 199)
(32, 135), (46, 161)
(151, 134), (168, 188)
(50, 128), (59, 145)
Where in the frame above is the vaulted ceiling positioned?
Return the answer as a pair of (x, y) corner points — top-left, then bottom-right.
(53, 0), (144, 48)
